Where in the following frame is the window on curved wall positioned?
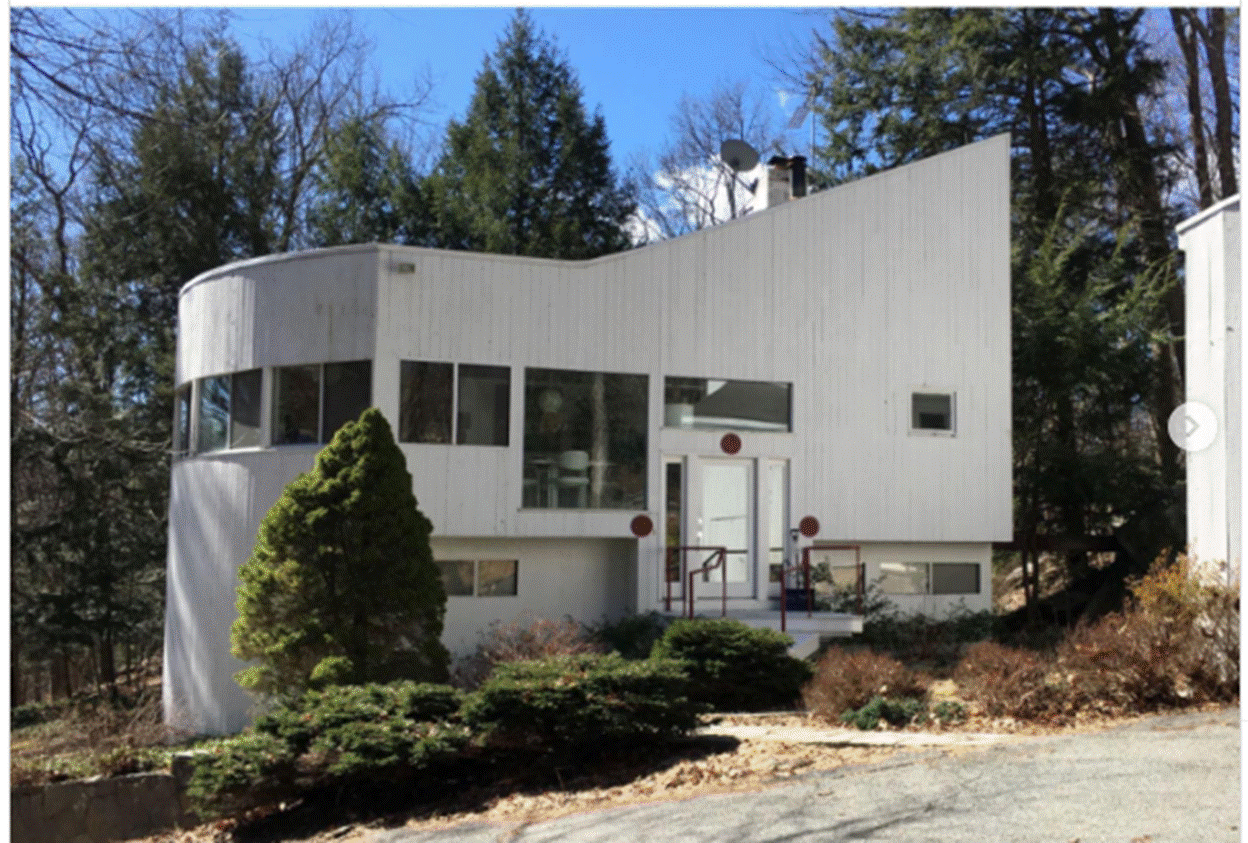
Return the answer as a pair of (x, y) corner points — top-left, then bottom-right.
(230, 369), (262, 448)
(173, 384), (192, 458)
(197, 375), (230, 453)
(273, 365), (320, 444)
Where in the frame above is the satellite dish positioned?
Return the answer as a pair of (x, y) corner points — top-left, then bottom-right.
(720, 139), (759, 172)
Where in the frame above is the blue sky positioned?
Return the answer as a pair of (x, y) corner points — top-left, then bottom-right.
(227, 7), (824, 171)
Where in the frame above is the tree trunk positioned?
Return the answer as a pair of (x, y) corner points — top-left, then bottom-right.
(1171, 9), (1213, 208)
(1201, 9), (1238, 199)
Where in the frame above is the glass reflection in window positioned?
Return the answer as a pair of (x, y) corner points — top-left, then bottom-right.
(523, 368), (647, 509)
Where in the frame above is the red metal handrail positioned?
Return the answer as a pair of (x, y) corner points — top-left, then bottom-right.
(663, 545), (728, 619)
(779, 544), (865, 631)
(779, 546), (813, 633)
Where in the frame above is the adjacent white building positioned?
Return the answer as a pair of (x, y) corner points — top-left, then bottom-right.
(1177, 195), (1241, 585)
(163, 135), (1013, 734)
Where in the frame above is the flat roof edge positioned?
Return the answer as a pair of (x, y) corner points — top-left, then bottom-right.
(1176, 194), (1240, 237)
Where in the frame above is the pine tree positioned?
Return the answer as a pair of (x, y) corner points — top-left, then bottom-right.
(232, 409), (449, 697)
(425, 10), (635, 259)
(306, 115), (428, 247)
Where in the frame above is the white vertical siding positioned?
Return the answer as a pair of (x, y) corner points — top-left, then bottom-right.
(1179, 197), (1241, 583)
(167, 137), (1012, 732)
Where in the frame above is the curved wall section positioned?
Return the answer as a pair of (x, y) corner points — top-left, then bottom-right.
(165, 248), (380, 734)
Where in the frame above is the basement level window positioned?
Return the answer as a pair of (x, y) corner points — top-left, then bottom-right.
(911, 392), (954, 434)
(880, 562), (979, 595)
(436, 560), (518, 597)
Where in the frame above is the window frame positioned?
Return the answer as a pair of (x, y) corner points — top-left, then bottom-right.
(399, 361), (510, 446)
(435, 559), (519, 597)
(910, 391), (956, 436)
(878, 561), (980, 596)
(663, 376), (793, 432)
(271, 360), (372, 446)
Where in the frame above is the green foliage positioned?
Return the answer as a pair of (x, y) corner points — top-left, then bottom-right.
(232, 408), (449, 696)
(253, 682), (463, 755)
(929, 700), (968, 726)
(425, 10), (636, 258)
(306, 114), (427, 247)
(459, 654), (701, 751)
(591, 612), (672, 660)
(840, 696), (924, 730)
(801, 7), (1189, 581)
(185, 733), (299, 811)
(188, 680), (468, 814)
(650, 618), (813, 712)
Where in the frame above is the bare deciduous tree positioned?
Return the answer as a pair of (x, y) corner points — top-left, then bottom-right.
(633, 81), (781, 241)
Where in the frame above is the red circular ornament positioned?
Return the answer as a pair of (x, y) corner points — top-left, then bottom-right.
(720, 433), (742, 455)
(630, 514), (654, 537)
(798, 516), (820, 538)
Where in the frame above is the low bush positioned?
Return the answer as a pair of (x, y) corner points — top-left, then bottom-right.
(185, 733), (297, 812)
(840, 695), (924, 730)
(802, 647), (928, 723)
(459, 653), (701, 752)
(861, 605), (998, 666)
(11, 700), (66, 730)
(189, 681), (468, 815)
(651, 618), (813, 712)
(955, 555), (1239, 724)
(928, 700), (968, 726)
(592, 611), (671, 660)
(254, 682), (462, 754)
(453, 615), (603, 689)
(953, 640), (1055, 720)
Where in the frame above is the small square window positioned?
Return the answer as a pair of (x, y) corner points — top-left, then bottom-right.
(911, 393), (954, 432)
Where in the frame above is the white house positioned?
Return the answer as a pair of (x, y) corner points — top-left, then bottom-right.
(1177, 195), (1241, 585)
(163, 135), (1013, 734)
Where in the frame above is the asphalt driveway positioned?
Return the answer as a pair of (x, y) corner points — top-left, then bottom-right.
(375, 707), (1240, 843)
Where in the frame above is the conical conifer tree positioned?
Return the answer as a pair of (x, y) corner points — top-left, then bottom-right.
(232, 408), (448, 696)
(425, 9), (635, 259)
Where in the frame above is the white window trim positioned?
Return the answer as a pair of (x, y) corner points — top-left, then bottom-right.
(908, 389), (957, 437)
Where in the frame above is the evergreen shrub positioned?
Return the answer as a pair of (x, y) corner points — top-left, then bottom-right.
(459, 653), (701, 751)
(651, 618), (812, 712)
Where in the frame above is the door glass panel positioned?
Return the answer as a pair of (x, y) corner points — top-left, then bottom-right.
(665, 461), (683, 587)
(766, 461), (787, 594)
(701, 461), (750, 585)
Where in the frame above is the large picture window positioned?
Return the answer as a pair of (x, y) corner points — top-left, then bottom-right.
(400, 361), (509, 446)
(523, 368), (647, 509)
(272, 361), (371, 445)
(664, 377), (791, 431)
